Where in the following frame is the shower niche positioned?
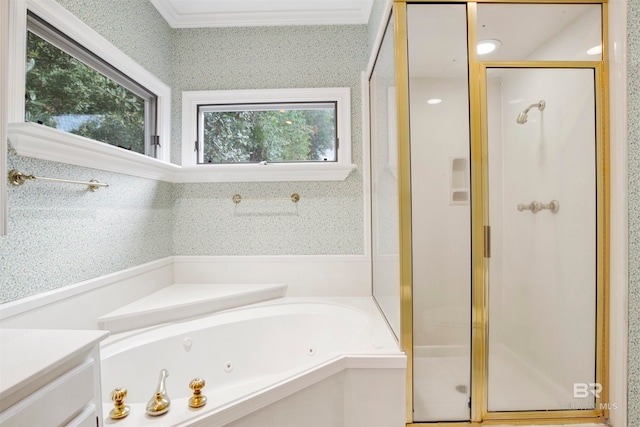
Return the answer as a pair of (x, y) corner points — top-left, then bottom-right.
(450, 157), (469, 205)
(368, 1), (607, 425)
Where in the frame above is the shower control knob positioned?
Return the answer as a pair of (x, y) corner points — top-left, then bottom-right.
(189, 378), (207, 408)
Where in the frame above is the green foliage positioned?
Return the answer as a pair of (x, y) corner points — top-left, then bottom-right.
(202, 107), (336, 164)
(25, 31), (146, 153)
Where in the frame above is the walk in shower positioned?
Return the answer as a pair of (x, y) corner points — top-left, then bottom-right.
(368, 1), (608, 425)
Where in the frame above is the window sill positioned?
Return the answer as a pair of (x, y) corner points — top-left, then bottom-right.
(7, 123), (356, 183)
(7, 123), (180, 181)
(177, 162), (357, 183)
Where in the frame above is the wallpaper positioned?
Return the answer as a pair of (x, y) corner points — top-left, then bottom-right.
(627, 0), (639, 423)
(170, 25), (368, 256)
(0, 0), (174, 303)
(1, 2), (369, 302)
(0, 148), (174, 303)
(55, 0), (173, 84)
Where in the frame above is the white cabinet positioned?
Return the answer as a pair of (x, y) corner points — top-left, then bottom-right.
(0, 329), (108, 427)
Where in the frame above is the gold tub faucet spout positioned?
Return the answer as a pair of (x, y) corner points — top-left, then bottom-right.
(146, 369), (171, 416)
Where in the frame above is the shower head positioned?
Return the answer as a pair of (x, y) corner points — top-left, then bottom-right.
(516, 111), (528, 125)
(516, 100), (546, 124)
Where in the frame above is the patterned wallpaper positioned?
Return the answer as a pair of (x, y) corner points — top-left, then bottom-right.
(627, 0), (639, 423)
(0, 0), (174, 303)
(0, 148), (174, 303)
(55, 0), (173, 84)
(1, 1), (369, 302)
(170, 25), (368, 256)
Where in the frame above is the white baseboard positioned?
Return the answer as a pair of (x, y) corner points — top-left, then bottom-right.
(172, 255), (372, 297)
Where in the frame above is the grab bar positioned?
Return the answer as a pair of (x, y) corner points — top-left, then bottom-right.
(8, 169), (109, 192)
(517, 200), (559, 214)
(232, 193), (300, 204)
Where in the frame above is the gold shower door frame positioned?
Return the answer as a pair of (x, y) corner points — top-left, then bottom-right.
(393, 1), (610, 425)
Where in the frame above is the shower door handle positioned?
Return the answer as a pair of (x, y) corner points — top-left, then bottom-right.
(484, 225), (491, 258)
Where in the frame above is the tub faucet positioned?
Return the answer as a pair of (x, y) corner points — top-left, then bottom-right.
(146, 369), (170, 416)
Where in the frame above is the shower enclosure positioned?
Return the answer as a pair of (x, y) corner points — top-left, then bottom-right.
(368, 1), (608, 425)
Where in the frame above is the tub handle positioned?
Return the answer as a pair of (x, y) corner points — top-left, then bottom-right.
(189, 378), (207, 408)
(109, 388), (130, 419)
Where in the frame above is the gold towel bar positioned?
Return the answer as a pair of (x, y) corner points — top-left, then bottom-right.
(8, 169), (109, 192)
(232, 193), (300, 204)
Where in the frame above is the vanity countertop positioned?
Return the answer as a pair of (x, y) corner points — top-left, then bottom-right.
(0, 328), (109, 412)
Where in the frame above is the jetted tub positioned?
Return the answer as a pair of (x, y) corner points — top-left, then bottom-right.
(100, 297), (405, 426)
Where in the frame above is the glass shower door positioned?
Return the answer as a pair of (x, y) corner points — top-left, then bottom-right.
(408, 4), (472, 422)
(486, 67), (598, 412)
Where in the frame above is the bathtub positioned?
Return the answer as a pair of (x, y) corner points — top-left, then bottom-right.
(100, 297), (406, 426)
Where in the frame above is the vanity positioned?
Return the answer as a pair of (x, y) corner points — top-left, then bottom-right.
(0, 329), (108, 426)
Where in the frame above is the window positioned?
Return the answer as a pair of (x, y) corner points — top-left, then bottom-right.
(24, 12), (159, 157)
(7, 0), (172, 180)
(197, 102), (337, 164)
(182, 88), (354, 182)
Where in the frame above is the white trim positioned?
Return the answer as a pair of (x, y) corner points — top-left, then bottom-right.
(7, 123), (180, 181)
(149, 0), (374, 28)
(0, 255), (371, 324)
(173, 255), (369, 263)
(7, 0), (26, 124)
(176, 163), (355, 183)
(361, 71), (372, 262)
(181, 87), (356, 182)
(0, 0), (8, 236)
(0, 257), (174, 321)
(172, 255), (371, 297)
(607, 0), (628, 424)
(7, 0), (172, 161)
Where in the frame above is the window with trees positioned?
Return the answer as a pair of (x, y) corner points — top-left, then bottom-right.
(24, 12), (159, 157)
(197, 102), (337, 164)
(182, 87), (353, 182)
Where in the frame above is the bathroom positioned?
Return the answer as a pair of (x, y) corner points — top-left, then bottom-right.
(0, 0), (636, 426)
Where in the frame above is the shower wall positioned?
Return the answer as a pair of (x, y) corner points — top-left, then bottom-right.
(410, 77), (470, 348)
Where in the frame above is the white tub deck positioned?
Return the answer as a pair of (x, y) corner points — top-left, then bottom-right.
(98, 283), (287, 333)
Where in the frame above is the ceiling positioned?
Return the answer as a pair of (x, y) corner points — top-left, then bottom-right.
(408, 3), (601, 78)
(149, 0), (375, 28)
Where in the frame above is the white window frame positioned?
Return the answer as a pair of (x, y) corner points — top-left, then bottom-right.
(6, 0), (175, 181)
(181, 88), (355, 182)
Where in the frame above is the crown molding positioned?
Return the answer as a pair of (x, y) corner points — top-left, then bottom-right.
(149, 0), (373, 28)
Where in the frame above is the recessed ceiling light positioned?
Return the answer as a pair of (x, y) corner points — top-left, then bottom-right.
(477, 39), (501, 55)
(427, 98), (442, 105)
(587, 45), (602, 55)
